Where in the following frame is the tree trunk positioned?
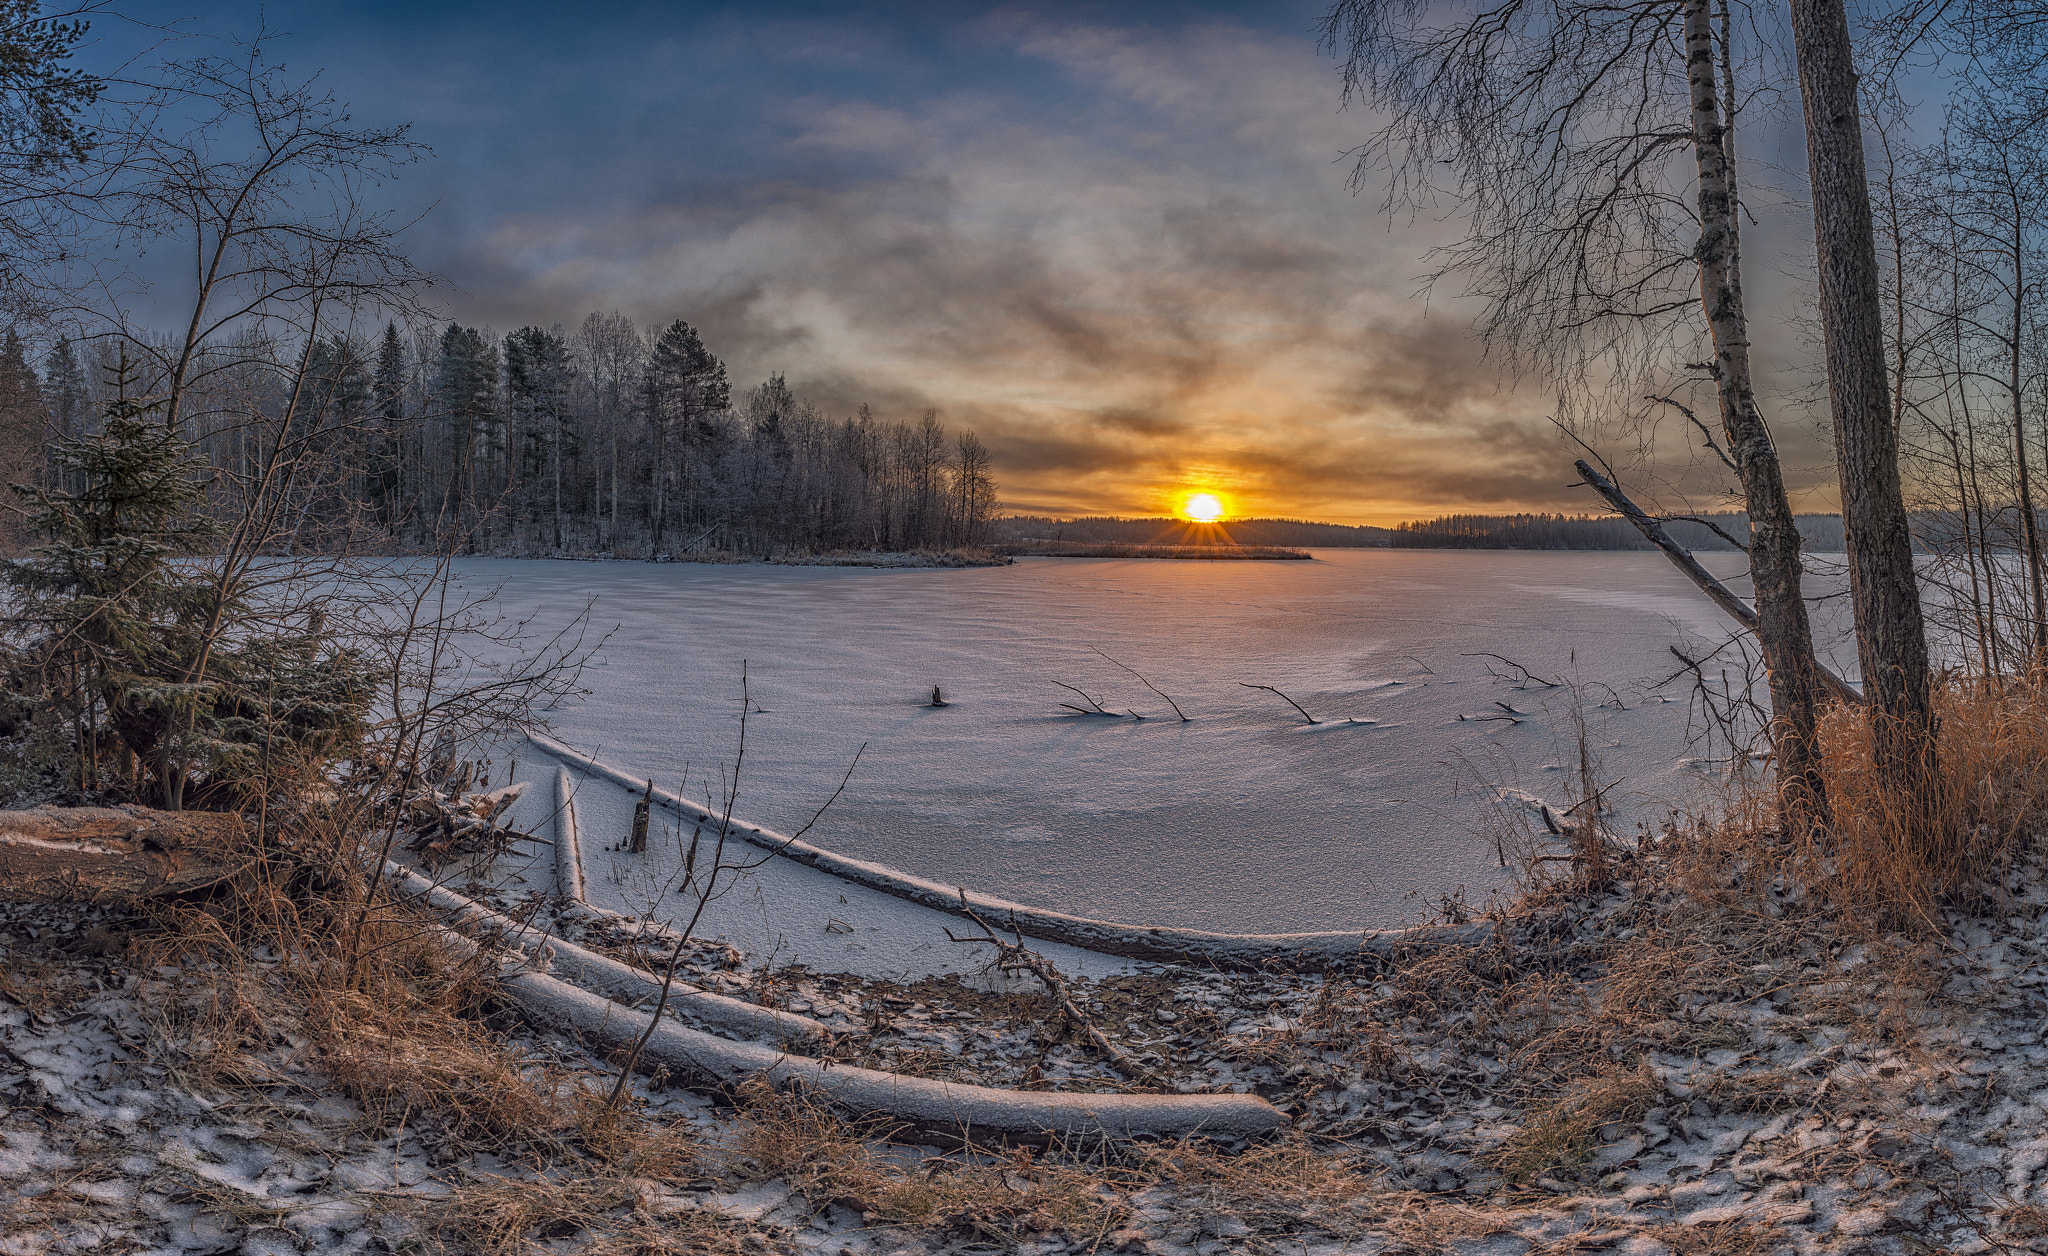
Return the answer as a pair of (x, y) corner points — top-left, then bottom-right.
(1787, 0), (1935, 780)
(0, 806), (250, 902)
(1685, 0), (1830, 823)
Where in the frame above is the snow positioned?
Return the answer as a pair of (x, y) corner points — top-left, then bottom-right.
(452, 550), (1860, 934)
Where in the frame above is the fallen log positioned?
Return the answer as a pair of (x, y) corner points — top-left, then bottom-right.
(530, 733), (1493, 971)
(0, 806), (252, 904)
(502, 964), (1288, 1146)
(379, 861), (829, 1051)
(554, 767), (586, 903)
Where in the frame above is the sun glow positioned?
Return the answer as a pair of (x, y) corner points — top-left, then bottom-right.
(1182, 492), (1225, 523)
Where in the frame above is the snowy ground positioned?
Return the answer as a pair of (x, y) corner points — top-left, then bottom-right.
(10, 808), (2046, 1254)
(452, 551), (1862, 936)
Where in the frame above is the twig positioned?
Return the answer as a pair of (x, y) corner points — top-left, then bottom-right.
(1462, 652), (1562, 688)
(1240, 682), (1315, 724)
(1052, 680), (1120, 717)
(1656, 514), (1750, 554)
(1090, 645), (1191, 720)
(1402, 654), (1436, 675)
(945, 893), (1154, 1083)
(1645, 392), (1740, 473)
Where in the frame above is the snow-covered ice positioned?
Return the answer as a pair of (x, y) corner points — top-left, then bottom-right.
(451, 550), (1859, 934)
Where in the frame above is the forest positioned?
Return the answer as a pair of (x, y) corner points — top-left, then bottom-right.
(4, 319), (1000, 561)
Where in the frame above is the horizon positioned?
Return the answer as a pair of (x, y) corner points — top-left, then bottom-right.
(85, 0), (1856, 527)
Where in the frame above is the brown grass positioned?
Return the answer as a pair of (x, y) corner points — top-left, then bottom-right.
(1488, 1064), (1662, 1185)
(714, 1078), (1119, 1242)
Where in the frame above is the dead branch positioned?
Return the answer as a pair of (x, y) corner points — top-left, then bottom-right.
(1052, 680), (1121, 717)
(1462, 652), (1563, 687)
(1574, 459), (1865, 707)
(946, 894), (1155, 1083)
(1090, 645), (1191, 720)
(1239, 682), (1316, 724)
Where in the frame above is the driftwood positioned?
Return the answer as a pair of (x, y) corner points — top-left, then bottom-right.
(532, 733), (1496, 971)
(1574, 460), (1865, 708)
(502, 963), (1287, 1146)
(0, 806), (251, 903)
(404, 779), (535, 867)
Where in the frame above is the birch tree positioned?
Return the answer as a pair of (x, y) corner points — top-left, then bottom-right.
(1319, 0), (1834, 817)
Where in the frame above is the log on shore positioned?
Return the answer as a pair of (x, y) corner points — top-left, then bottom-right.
(0, 806), (252, 903)
(502, 965), (1288, 1146)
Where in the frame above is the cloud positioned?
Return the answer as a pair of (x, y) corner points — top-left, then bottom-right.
(424, 7), (1828, 525)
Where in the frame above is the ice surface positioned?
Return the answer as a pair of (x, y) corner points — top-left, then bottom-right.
(453, 551), (1859, 934)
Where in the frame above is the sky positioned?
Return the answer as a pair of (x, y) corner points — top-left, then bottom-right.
(87, 0), (1849, 525)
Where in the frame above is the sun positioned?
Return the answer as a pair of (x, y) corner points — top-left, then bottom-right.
(1182, 493), (1225, 523)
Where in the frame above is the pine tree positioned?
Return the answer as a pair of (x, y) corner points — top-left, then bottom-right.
(2, 353), (222, 798)
(3, 353), (377, 805)
(645, 319), (728, 551)
(504, 325), (578, 550)
(0, 328), (41, 552)
(431, 324), (500, 548)
(372, 323), (406, 527)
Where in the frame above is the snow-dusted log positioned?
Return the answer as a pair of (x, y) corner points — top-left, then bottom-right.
(529, 733), (1491, 970)
(554, 767), (586, 903)
(379, 862), (827, 1050)
(0, 806), (251, 903)
(502, 966), (1288, 1145)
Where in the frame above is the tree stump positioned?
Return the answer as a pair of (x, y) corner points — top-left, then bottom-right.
(0, 806), (253, 903)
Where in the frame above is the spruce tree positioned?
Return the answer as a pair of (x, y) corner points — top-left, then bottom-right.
(372, 322), (406, 526)
(0, 329), (41, 550)
(3, 354), (222, 797)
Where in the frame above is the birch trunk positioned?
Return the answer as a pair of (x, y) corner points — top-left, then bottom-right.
(1787, 0), (1936, 780)
(1684, 0), (1830, 820)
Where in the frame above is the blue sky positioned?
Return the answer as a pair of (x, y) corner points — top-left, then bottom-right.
(78, 1), (1846, 522)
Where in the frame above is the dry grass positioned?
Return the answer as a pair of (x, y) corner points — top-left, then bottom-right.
(1488, 1064), (1662, 1185)
(1797, 681), (2048, 930)
(713, 1078), (1121, 1242)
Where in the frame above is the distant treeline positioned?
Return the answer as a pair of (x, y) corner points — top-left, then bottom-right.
(21, 316), (1000, 559)
(997, 516), (1395, 548)
(1389, 512), (1848, 552)
(996, 512), (1853, 552)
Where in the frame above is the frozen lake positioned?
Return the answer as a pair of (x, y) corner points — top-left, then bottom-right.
(457, 551), (1858, 934)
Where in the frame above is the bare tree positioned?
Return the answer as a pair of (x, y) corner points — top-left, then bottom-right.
(1318, 0), (1834, 819)
(1784, 0), (1935, 787)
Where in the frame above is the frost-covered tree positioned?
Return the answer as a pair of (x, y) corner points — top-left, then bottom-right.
(645, 319), (728, 550)
(504, 324), (578, 550)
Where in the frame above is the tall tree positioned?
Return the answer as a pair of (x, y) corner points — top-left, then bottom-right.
(431, 324), (499, 547)
(1787, 0), (1935, 779)
(645, 319), (728, 552)
(0, 327), (39, 551)
(1319, 0), (1835, 815)
(372, 322), (407, 528)
(504, 325), (578, 551)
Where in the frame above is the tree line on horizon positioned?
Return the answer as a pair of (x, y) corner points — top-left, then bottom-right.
(4, 317), (999, 560)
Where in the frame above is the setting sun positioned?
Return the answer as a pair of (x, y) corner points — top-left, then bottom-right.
(1182, 493), (1225, 523)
